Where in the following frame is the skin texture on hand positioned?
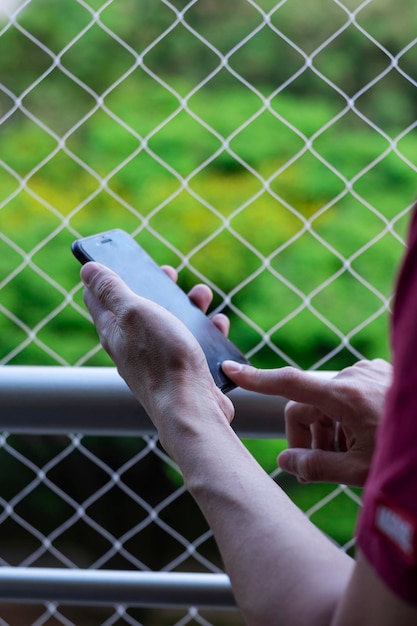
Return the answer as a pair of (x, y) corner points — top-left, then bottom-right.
(222, 359), (392, 487)
(80, 261), (354, 626)
(80, 262), (416, 626)
(81, 262), (234, 454)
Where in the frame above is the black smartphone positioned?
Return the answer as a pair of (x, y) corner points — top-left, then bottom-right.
(72, 229), (250, 393)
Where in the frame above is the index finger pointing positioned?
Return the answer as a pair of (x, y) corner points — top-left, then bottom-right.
(222, 362), (335, 406)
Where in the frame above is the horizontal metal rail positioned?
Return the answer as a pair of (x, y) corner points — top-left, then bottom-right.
(0, 365), (291, 438)
(0, 365), (334, 609)
(0, 568), (235, 608)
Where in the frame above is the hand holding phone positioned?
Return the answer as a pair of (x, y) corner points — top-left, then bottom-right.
(72, 229), (250, 393)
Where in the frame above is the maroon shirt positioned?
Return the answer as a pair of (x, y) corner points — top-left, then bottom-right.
(356, 206), (417, 605)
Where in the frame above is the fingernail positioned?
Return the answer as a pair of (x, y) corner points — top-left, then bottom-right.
(278, 450), (292, 473)
(279, 451), (308, 483)
(222, 360), (244, 374)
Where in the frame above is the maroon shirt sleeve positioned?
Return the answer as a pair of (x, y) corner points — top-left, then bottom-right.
(356, 205), (417, 606)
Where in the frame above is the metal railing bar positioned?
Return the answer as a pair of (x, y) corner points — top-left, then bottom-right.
(0, 365), (293, 438)
(0, 567), (236, 608)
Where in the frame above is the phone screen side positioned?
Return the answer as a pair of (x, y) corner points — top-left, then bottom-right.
(72, 242), (95, 267)
(72, 230), (249, 392)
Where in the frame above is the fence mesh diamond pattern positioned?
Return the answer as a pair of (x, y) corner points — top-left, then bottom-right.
(0, 0), (416, 624)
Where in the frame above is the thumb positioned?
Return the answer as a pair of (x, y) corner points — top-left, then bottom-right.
(278, 448), (362, 486)
(81, 262), (135, 313)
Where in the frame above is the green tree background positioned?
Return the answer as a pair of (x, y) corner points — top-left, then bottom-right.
(1, 0), (416, 370)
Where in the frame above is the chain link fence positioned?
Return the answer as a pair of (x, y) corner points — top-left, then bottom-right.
(0, 0), (416, 624)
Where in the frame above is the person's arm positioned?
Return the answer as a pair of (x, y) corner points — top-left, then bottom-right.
(332, 550), (416, 626)
(80, 262), (416, 626)
(222, 359), (392, 487)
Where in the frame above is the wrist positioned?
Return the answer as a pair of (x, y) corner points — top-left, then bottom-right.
(149, 385), (234, 459)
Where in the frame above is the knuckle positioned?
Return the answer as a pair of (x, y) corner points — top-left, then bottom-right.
(280, 366), (300, 382)
(298, 453), (322, 483)
(284, 400), (297, 416)
(118, 301), (139, 325)
(278, 366), (303, 394)
(354, 359), (371, 368)
(284, 401), (307, 429)
(94, 275), (117, 303)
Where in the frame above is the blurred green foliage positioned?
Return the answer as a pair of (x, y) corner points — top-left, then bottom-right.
(1, 74), (414, 368)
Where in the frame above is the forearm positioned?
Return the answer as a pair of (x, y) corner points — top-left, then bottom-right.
(164, 409), (355, 626)
(82, 259), (417, 626)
